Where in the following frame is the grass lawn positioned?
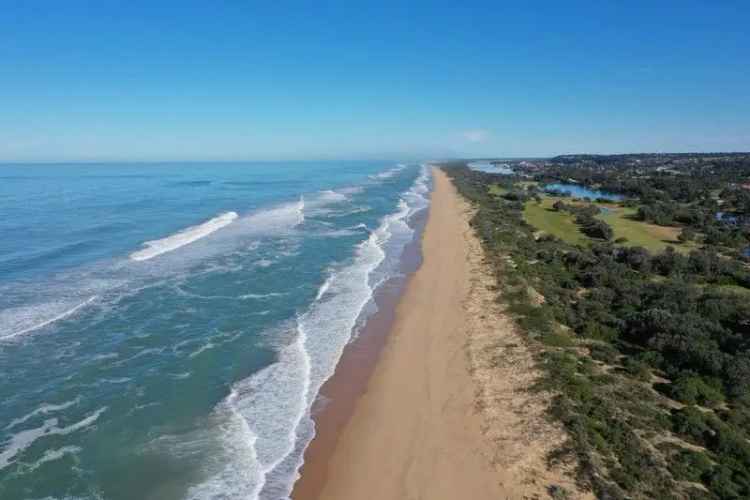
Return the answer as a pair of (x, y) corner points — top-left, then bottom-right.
(488, 184), (508, 196)
(523, 197), (695, 253)
(596, 206), (693, 253)
(523, 198), (588, 245)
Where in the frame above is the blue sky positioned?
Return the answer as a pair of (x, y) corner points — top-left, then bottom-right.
(1, 1), (749, 161)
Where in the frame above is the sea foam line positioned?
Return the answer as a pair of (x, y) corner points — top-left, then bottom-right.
(21, 445), (82, 472)
(268, 165), (430, 496)
(4, 398), (81, 430)
(187, 165), (432, 500)
(0, 407), (106, 471)
(0, 296), (97, 341)
(368, 163), (406, 180)
(130, 211), (239, 261)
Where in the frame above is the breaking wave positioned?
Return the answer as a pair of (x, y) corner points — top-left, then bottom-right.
(185, 165), (432, 500)
(0, 296), (98, 341)
(130, 212), (239, 261)
(368, 163), (406, 180)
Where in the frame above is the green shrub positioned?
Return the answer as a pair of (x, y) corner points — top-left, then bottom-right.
(672, 406), (714, 446)
(443, 165), (750, 499)
(516, 305), (555, 336)
(589, 343), (620, 364)
(580, 321), (619, 341)
(668, 374), (725, 407)
(668, 449), (714, 483)
(541, 331), (575, 348)
(624, 357), (652, 381)
(706, 465), (744, 499)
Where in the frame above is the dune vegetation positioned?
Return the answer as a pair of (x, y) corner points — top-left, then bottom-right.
(443, 156), (750, 500)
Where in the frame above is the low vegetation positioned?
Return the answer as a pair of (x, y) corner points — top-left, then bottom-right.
(443, 159), (750, 500)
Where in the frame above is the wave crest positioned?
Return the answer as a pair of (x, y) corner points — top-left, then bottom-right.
(130, 211), (239, 261)
(187, 165), (433, 499)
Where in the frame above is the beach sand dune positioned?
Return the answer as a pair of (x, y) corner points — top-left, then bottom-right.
(296, 168), (590, 500)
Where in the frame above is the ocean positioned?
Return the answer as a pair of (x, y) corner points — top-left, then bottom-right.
(0, 161), (431, 500)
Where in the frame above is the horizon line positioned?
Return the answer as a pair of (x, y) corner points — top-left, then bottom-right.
(1, 151), (750, 165)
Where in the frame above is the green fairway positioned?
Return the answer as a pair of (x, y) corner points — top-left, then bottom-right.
(522, 197), (694, 253)
(596, 206), (692, 253)
(523, 198), (587, 245)
(488, 183), (508, 196)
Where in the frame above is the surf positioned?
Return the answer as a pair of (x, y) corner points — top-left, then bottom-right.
(0, 161), (431, 499)
(130, 211), (239, 261)
(0, 296), (98, 341)
(185, 165), (433, 500)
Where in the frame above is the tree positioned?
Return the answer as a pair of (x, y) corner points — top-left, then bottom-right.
(678, 227), (696, 242)
(579, 218), (614, 240)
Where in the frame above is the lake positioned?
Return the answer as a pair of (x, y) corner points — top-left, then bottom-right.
(467, 161), (514, 175)
(544, 183), (623, 201)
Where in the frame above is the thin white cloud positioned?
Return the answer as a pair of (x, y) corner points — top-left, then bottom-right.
(462, 129), (491, 143)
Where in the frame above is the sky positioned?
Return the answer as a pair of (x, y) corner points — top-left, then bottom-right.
(1, 1), (749, 161)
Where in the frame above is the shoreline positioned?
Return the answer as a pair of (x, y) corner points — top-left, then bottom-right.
(293, 167), (590, 499)
(291, 198), (429, 500)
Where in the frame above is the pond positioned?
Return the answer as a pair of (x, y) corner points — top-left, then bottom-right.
(544, 182), (623, 201)
(468, 161), (514, 175)
(716, 212), (740, 225)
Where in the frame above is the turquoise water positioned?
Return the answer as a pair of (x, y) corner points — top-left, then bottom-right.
(544, 183), (623, 201)
(0, 161), (431, 500)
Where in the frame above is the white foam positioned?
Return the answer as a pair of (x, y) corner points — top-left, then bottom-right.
(316, 190), (348, 203)
(91, 352), (119, 362)
(317, 227), (365, 238)
(315, 206), (372, 219)
(101, 377), (132, 384)
(239, 292), (287, 300)
(130, 211), (239, 261)
(0, 419), (59, 470)
(0, 407), (106, 471)
(228, 200), (306, 237)
(296, 197), (305, 226)
(368, 164), (406, 180)
(186, 331), (242, 359)
(314, 273), (335, 301)
(5, 398), (80, 430)
(186, 165), (433, 500)
(188, 342), (216, 359)
(0, 296), (97, 341)
(54, 407), (107, 435)
(23, 446), (82, 472)
(0, 190), (344, 348)
(338, 186), (364, 196)
(300, 189), (357, 218)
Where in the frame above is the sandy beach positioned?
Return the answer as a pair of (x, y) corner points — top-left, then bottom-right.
(294, 167), (589, 500)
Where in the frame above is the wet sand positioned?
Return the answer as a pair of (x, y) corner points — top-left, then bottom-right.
(291, 203), (427, 500)
(293, 167), (590, 500)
